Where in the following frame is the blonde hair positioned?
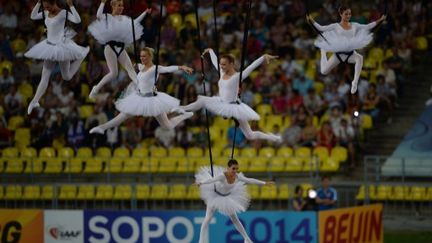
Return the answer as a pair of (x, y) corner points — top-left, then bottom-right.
(111, 0), (123, 6)
(141, 47), (155, 60)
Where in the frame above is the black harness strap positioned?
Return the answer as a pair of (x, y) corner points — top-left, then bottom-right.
(335, 51), (354, 64)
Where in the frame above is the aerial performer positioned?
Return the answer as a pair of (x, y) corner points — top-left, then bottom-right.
(177, 48), (282, 143)
(89, 47), (194, 134)
(25, 0), (90, 114)
(306, 6), (386, 94)
(195, 159), (274, 243)
(88, 0), (151, 99)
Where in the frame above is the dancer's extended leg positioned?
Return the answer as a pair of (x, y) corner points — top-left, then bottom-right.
(155, 112), (193, 130)
(320, 49), (340, 75)
(238, 119), (281, 142)
(348, 51), (364, 94)
(198, 206), (216, 243)
(89, 113), (131, 134)
(89, 46), (119, 99)
(229, 213), (253, 243)
(28, 60), (56, 114)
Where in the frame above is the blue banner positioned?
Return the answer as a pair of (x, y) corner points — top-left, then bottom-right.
(83, 210), (317, 243)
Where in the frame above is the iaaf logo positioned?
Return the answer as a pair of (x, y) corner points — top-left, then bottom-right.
(47, 225), (81, 240)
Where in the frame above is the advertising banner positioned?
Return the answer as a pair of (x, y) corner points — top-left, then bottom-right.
(0, 209), (43, 243)
(44, 210), (84, 243)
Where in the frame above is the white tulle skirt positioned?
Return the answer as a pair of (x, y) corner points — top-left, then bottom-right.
(88, 16), (143, 45)
(25, 29), (89, 61)
(115, 89), (180, 117)
(199, 96), (260, 121)
(315, 28), (373, 53)
(196, 166), (250, 216)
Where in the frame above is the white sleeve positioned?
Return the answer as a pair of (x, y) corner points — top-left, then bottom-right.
(240, 56), (264, 81)
(67, 7), (81, 24)
(134, 10), (148, 23)
(208, 49), (220, 72)
(237, 174), (266, 185)
(313, 22), (337, 32)
(158, 65), (179, 74)
(199, 174), (225, 185)
(354, 22), (377, 31)
(30, 2), (43, 20)
(96, 2), (105, 19)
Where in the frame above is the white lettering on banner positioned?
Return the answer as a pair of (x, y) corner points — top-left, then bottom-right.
(166, 217), (194, 243)
(112, 217), (139, 243)
(89, 216), (110, 243)
(142, 217), (164, 243)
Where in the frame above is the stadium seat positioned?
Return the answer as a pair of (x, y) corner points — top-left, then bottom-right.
(77, 185), (95, 200)
(39, 147), (56, 158)
(260, 185), (278, 200)
(139, 158), (152, 173)
(416, 36), (428, 51)
(193, 158), (211, 171)
(278, 184), (289, 199)
(113, 185), (132, 200)
(113, 147), (130, 158)
(58, 147), (74, 158)
(390, 186), (410, 201)
(410, 186), (426, 201)
(83, 158), (104, 173)
(66, 158), (84, 173)
(18, 82), (34, 102)
(177, 158), (193, 173)
(269, 157), (286, 172)
(186, 185), (200, 200)
(426, 187), (432, 201)
(96, 147), (111, 158)
(213, 117), (230, 128)
(44, 158), (63, 174)
(95, 185), (113, 200)
(4, 158), (25, 173)
(248, 185), (260, 200)
(20, 147), (37, 158)
(5, 185), (22, 200)
(58, 185), (77, 200)
(168, 13), (182, 30)
(295, 147), (311, 158)
(256, 104), (272, 116)
(240, 148), (256, 158)
(247, 157), (267, 172)
(150, 184), (169, 200)
(361, 114), (373, 130)
(320, 158), (340, 172)
(301, 184), (314, 198)
(376, 185), (392, 200)
(108, 158), (123, 173)
(132, 148), (149, 158)
(2, 147), (19, 157)
(23, 158), (43, 173)
(158, 157), (178, 173)
(123, 158), (141, 173)
(23, 185), (40, 200)
(277, 147), (293, 157)
(285, 157), (303, 172)
(77, 147), (93, 157)
(187, 147), (204, 157)
(169, 147), (186, 157)
(79, 105), (94, 119)
(40, 185), (54, 200)
(222, 148), (240, 158)
(330, 146), (348, 163)
(313, 146), (329, 162)
(14, 128), (30, 149)
(259, 147), (275, 158)
(0, 186), (4, 199)
(148, 158), (160, 173)
(369, 47), (384, 61)
(205, 147), (221, 157)
(169, 184), (187, 199)
(8, 116), (24, 130)
(136, 185), (150, 200)
(150, 147), (167, 157)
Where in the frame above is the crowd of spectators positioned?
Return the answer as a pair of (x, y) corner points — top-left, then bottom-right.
(0, 0), (430, 165)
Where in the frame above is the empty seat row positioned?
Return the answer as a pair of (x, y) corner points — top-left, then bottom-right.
(356, 185), (432, 201)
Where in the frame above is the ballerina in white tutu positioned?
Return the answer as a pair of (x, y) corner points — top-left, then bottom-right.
(88, 0), (151, 99)
(306, 6), (386, 94)
(177, 48), (281, 142)
(89, 47), (194, 134)
(195, 159), (274, 243)
(25, 0), (90, 114)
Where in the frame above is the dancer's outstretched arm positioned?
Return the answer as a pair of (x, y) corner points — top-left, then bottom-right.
(66, 0), (81, 23)
(202, 48), (219, 73)
(197, 174), (225, 185)
(237, 174), (270, 185)
(135, 8), (151, 23)
(159, 65), (193, 75)
(96, 1), (106, 19)
(240, 54), (277, 81)
(356, 15), (386, 31)
(30, 1), (43, 20)
(306, 15), (337, 32)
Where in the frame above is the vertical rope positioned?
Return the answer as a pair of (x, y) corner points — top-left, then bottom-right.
(130, 0), (139, 65)
(194, 0), (214, 177)
(154, 0), (164, 83)
(212, 0), (220, 79)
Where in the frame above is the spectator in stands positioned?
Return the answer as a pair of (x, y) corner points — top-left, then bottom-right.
(303, 88), (325, 117)
(301, 116), (318, 147)
(0, 119), (12, 148)
(271, 89), (288, 114)
(270, 124), (283, 148)
(122, 121), (142, 149)
(193, 126), (209, 148)
(155, 126), (176, 148)
(287, 89), (304, 115)
(0, 67), (14, 92)
(4, 84), (22, 117)
(334, 118), (356, 165)
(362, 84), (380, 121)
(292, 185), (307, 211)
(228, 124), (247, 148)
(11, 53), (30, 83)
(293, 74), (313, 96)
(0, 4), (18, 35)
(176, 125), (193, 149)
(316, 175), (337, 210)
(67, 113), (85, 150)
(317, 121), (336, 151)
(282, 117), (302, 147)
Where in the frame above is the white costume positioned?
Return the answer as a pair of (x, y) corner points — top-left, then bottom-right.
(89, 64), (193, 134)
(88, 2), (147, 99)
(196, 166), (266, 243)
(25, 2), (89, 114)
(313, 21), (377, 94)
(180, 49), (281, 142)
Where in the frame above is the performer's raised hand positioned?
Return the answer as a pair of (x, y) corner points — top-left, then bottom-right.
(263, 54), (278, 64)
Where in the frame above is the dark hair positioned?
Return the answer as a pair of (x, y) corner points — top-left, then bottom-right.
(42, 0), (57, 4)
(227, 159), (238, 167)
(338, 5), (351, 15)
(321, 175), (331, 181)
(295, 185), (302, 194)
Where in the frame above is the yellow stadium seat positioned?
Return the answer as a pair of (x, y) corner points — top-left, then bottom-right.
(132, 147), (149, 158)
(77, 185), (94, 200)
(270, 157), (286, 172)
(79, 105), (94, 119)
(286, 157), (303, 172)
(356, 185), (365, 200)
(295, 147), (311, 158)
(77, 147), (93, 157)
(11, 38), (27, 53)
(277, 147), (293, 157)
(84, 158), (104, 173)
(158, 157), (177, 173)
(96, 147), (111, 158)
(23, 185), (40, 200)
(59, 185), (77, 200)
(123, 158), (141, 173)
(390, 186), (410, 201)
(410, 186), (426, 201)
(361, 114), (373, 130)
(40, 185), (54, 200)
(5, 185), (22, 200)
(113, 185), (132, 200)
(253, 93), (263, 106)
(187, 147), (203, 157)
(18, 82), (33, 102)
(248, 157), (268, 172)
(57, 147), (73, 158)
(136, 185), (150, 200)
(169, 147), (186, 157)
(240, 148), (256, 158)
(150, 147), (167, 157)
(95, 185), (113, 200)
(261, 185), (278, 200)
(376, 185), (392, 200)
(177, 158), (193, 173)
(151, 184), (169, 200)
(369, 47), (384, 61)
(113, 147), (130, 158)
(222, 148), (240, 158)
(139, 158), (152, 173)
(193, 158), (210, 171)
(313, 146), (329, 162)
(205, 147), (221, 157)
(108, 158), (123, 173)
(330, 146), (348, 163)
(168, 13), (182, 29)
(259, 147), (275, 158)
(14, 128), (30, 149)
(2, 147), (19, 157)
(23, 158), (43, 173)
(186, 185), (200, 200)
(169, 184), (187, 199)
(426, 187), (432, 201)
(320, 158), (340, 172)
(44, 158), (63, 174)
(20, 147), (37, 158)
(4, 158), (24, 173)
(248, 185), (260, 200)
(184, 13), (197, 27)
(66, 158), (84, 173)
(209, 127), (223, 142)
(8, 116), (24, 130)
(278, 184), (289, 199)
(213, 117), (230, 128)
(303, 157), (319, 172)
(416, 36), (428, 51)
(314, 81), (325, 95)
(39, 147), (56, 158)
(256, 104), (272, 116)
(301, 183), (314, 198)
(147, 158), (159, 173)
